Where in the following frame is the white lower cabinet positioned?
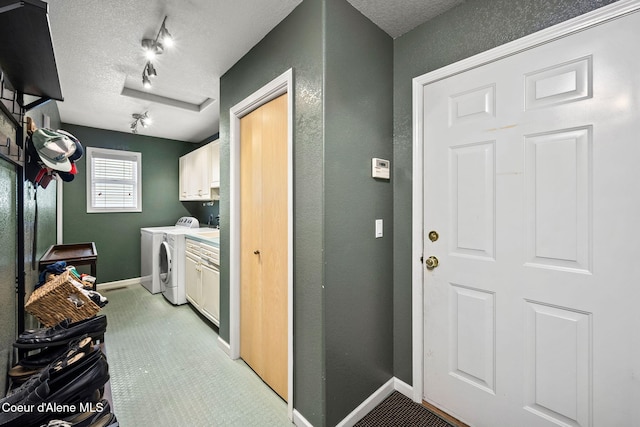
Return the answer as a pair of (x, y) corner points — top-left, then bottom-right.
(200, 262), (220, 324)
(185, 238), (220, 326)
(185, 251), (201, 306)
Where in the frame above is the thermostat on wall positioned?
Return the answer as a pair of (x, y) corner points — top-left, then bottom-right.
(372, 158), (390, 179)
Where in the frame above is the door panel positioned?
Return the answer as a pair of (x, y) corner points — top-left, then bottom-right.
(240, 94), (288, 401)
(259, 94), (288, 399)
(423, 10), (640, 427)
(240, 105), (263, 377)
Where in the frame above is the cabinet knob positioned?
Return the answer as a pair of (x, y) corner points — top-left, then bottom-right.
(253, 250), (260, 255)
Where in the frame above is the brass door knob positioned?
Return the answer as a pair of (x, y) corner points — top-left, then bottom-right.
(425, 256), (439, 270)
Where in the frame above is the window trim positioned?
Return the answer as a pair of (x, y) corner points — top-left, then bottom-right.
(86, 147), (142, 213)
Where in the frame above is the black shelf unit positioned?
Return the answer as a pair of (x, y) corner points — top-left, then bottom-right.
(0, 0), (63, 107)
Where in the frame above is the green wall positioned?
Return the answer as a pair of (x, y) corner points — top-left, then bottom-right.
(60, 124), (193, 283)
(324, 0), (393, 425)
(391, 0), (619, 384)
(219, 0), (325, 423)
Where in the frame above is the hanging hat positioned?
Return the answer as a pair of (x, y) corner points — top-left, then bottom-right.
(57, 129), (84, 161)
(57, 162), (77, 182)
(57, 171), (75, 182)
(31, 128), (76, 172)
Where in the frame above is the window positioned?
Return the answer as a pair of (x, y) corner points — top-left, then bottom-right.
(86, 147), (142, 213)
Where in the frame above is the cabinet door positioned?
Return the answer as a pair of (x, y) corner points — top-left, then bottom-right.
(182, 151), (199, 200)
(185, 255), (201, 307)
(210, 141), (220, 188)
(187, 151), (200, 199)
(194, 145), (211, 199)
(179, 156), (189, 200)
(201, 262), (220, 326)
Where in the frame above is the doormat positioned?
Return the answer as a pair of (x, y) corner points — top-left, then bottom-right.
(355, 391), (455, 427)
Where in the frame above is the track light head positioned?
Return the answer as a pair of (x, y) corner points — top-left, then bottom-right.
(141, 115), (152, 128)
(142, 73), (152, 90)
(131, 111), (151, 134)
(159, 26), (173, 48)
(145, 61), (157, 77)
(141, 38), (164, 60)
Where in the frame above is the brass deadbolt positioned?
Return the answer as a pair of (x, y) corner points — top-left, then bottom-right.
(428, 231), (439, 242)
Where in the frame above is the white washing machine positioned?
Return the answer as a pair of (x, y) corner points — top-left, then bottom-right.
(140, 217), (200, 295)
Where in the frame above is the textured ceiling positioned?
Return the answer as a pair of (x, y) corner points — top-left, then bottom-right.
(44, 0), (462, 143)
(347, 0), (464, 38)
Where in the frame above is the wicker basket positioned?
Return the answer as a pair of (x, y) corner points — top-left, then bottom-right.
(25, 270), (100, 327)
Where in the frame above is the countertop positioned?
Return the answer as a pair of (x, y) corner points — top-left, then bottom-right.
(185, 229), (220, 247)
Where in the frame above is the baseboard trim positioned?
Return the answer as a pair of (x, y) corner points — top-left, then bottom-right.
(97, 277), (140, 291)
(293, 409), (314, 427)
(335, 378), (396, 427)
(281, 376), (416, 426)
(218, 336), (232, 357)
(393, 377), (413, 399)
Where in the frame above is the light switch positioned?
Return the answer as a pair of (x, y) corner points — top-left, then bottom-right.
(375, 219), (383, 238)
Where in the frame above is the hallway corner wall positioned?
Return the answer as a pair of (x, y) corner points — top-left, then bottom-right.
(324, 0), (394, 424)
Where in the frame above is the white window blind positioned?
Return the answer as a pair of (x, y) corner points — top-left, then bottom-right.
(86, 147), (142, 213)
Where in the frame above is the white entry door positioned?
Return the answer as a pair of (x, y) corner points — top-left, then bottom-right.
(421, 7), (640, 427)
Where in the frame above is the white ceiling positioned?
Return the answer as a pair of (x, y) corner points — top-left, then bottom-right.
(45, 0), (461, 143)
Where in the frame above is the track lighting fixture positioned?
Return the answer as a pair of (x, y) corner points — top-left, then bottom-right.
(131, 112), (152, 134)
(138, 15), (174, 90)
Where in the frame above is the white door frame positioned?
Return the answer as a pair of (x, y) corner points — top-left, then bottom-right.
(229, 68), (294, 418)
(410, 0), (640, 404)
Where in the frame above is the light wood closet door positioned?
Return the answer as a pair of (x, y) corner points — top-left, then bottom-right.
(240, 93), (288, 401)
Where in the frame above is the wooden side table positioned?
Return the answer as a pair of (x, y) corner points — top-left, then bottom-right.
(39, 242), (98, 290)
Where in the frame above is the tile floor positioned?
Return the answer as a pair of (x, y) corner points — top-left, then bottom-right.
(101, 284), (292, 426)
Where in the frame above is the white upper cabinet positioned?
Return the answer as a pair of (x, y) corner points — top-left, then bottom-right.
(179, 140), (220, 201)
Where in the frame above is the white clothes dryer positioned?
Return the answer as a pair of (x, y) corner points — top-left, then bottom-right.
(159, 232), (180, 304)
(140, 217), (200, 295)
